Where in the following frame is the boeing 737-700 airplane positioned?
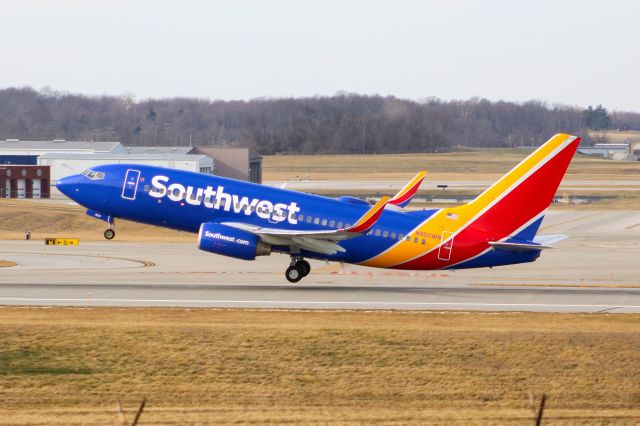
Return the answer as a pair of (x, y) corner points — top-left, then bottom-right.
(57, 133), (580, 282)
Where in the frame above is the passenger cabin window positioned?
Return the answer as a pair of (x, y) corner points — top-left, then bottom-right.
(383, 231), (389, 238)
(329, 220), (335, 227)
(306, 216), (312, 223)
(321, 219), (327, 226)
(314, 218), (320, 225)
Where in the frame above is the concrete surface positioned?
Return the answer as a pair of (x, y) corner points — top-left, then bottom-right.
(1, 210), (639, 312)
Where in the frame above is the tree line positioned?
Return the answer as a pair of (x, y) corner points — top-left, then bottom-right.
(0, 87), (635, 154)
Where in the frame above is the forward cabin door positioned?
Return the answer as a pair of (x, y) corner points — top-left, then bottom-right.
(438, 231), (454, 261)
(121, 169), (141, 201)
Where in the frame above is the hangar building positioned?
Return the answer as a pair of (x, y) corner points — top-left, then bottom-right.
(578, 143), (631, 160)
(192, 147), (262, 184)
(125, 145), (262, 183)
(0, 165), (51, 198)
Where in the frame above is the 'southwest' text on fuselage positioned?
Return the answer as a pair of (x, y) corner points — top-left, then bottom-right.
(149, 175), (301, 224)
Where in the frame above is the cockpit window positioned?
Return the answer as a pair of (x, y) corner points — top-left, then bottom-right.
(81, 169), (105, 180)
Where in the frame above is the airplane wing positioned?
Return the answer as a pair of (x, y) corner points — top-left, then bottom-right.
(222, 196), (390, 255)
(388, 171), (426, 208)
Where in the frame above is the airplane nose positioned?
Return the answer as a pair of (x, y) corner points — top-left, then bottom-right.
(56, 174), (81, 198)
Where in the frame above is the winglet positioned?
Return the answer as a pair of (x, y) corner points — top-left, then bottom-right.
(343, 196), (390, 233)
(389, 171), (426, 207)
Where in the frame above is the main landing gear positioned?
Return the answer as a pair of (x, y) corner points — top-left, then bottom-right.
(285, 256), (311, 283)
(104, 222), (116, 240)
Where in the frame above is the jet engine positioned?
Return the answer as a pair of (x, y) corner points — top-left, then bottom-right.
(197, 222), (271, 260)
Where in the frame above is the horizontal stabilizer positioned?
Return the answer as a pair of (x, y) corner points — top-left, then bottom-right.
(489, 241), (552, 252)
(533, 234), (568, 245)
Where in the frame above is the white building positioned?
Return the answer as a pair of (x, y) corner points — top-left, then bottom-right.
(578, 143), (630, 160)
(125, 146), (193, 155)
(38, 153), (215, 183)
(0, 139), (126, 157)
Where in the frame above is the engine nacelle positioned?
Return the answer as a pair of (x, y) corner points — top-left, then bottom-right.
(197, 222), (271, 260)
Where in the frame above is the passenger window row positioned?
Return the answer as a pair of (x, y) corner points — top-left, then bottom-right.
(296, 214), (416, 242)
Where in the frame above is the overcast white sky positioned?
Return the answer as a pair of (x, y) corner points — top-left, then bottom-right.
(2, 0), (639, 111)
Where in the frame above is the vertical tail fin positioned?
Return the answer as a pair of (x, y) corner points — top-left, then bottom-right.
(361, 134), (580, 269)
(462, 133), (580, 239)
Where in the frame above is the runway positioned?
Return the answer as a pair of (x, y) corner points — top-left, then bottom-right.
(1, 210), (640, 313)
(0, 282), (639, 312)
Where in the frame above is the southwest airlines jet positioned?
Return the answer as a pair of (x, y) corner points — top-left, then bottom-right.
(57, 133), (579, 283)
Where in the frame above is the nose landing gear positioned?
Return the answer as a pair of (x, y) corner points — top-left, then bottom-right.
(285, 257), (311, 283)
(104, 222), (116, 240)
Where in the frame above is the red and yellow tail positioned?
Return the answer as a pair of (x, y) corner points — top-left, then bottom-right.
(362, 133), (580, 269)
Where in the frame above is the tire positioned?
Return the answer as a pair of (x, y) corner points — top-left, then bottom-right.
(104, 229), (116, 240)
(296, 260), (311, 277)
(285, 265), (303, 283)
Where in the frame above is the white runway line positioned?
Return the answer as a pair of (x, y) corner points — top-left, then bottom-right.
(0, 297), (638, 310)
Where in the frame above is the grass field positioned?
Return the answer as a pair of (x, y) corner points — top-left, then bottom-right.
(0, 199), (195, 242)
(590, 129), (640, 144)
(263, 149), (640, 182)
(0, 308), (639, 424)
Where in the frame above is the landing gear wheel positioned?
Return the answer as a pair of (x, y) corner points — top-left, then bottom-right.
(104, 229), (116, 240)
(296, 260), (311, 277)
(285, 265), (303, 283)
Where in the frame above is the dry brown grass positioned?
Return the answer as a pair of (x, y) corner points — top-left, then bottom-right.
(590, 130), (640, 144)
(0, 199), (196, 242)
(263, 150), (640, 182)
(0, 307), (639, 424)
(0, 260), (17, 267)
